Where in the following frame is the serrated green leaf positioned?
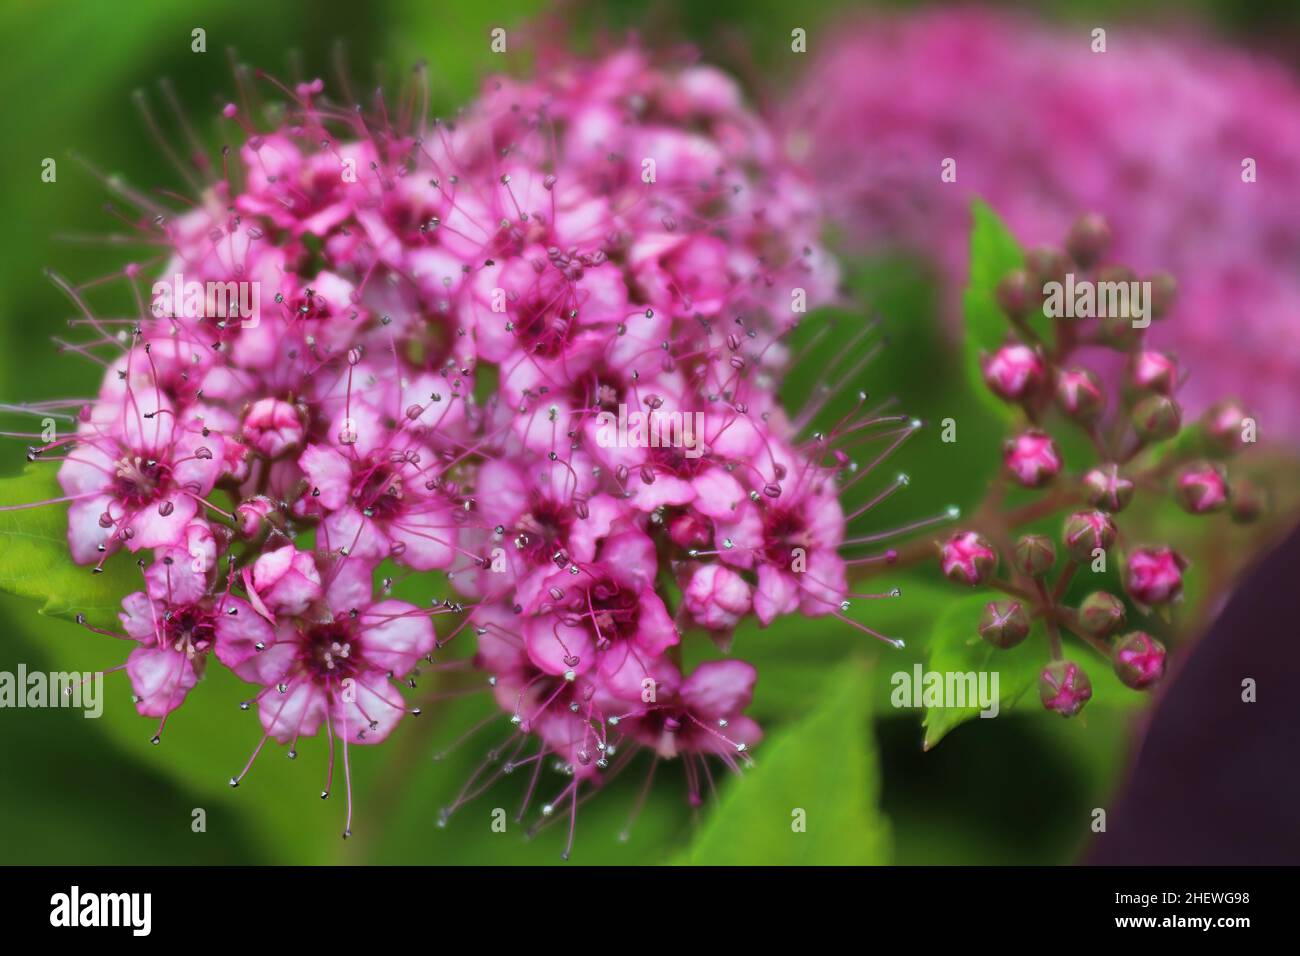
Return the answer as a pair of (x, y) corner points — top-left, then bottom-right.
(675, 660), (890, 865)
(919, 591), (1150, 749)
(962, 199), (1028, 424)
(0, 466), (138, 630)
(920, 594), (1043, 749)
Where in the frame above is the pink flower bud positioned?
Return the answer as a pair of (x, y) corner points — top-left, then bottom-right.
(1063, 509), (1116, 562)
(1132, 394), (1182, 442)
(940, 531), (997, 587)
(1200, 399), (1252, 457)
(1174, 461), (1228, 514)
(683, 564), (752, 632)
(1128, 350), (1178, 396)
(979, 600), (1030, 649)
(1065, 213), (1111, 270)
(669, 513), (711, 550)
(1039, 660), (1092, 717)
(235, 495), (277, 538)
(1003, 430), (1062, 488)
(995, 269), (1033, 320)
(242, 398), (305, 458)
(1077, 591), (1126, 638)
(1112, 631), (1167, 690)
(1124, 546), (1188, 607)
(1083, 464), (1134, 513)
(1055, 367), (1105, 423)
(250, 545), (322, 617)
(1013, 534), (1056, 578)
(982, 343), (1046, 402)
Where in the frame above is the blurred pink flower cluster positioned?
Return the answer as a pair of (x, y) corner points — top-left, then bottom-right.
(18, 49), (911, 847)
(783, 7), (1300, 440)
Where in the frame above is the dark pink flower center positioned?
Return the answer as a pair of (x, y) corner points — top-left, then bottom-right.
(112, 455), (173, 507)
(300, 621), (360, 681)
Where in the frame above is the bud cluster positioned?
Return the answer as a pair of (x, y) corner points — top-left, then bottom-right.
(941, 214), (1264, 716)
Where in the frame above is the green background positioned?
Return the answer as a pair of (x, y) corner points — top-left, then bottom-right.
(1, 0), (1297, 865)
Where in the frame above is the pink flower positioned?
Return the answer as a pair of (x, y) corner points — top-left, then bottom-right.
(234, 556), (434, 746)
(626, 660), (762, 764)
(295, 403), (460, 570)
(57, 356), (226, 565)
(118, 553), (272, 723)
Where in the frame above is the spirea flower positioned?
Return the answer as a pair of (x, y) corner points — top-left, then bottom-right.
(3, 45), (928, 856)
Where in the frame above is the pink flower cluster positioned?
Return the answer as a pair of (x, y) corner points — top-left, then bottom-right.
(23, 50), (912, 847)
(783, 7), (1300, 441)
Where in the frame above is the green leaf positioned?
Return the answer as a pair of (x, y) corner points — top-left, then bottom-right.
(920, 594), (1042, 749)
(0, 466), (138, 630)
(675, 659), (890, 865)
(918, 591), (1150, 749)
(962, 199), (1028, 424)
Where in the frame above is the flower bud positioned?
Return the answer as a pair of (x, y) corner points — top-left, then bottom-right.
(1039, 660), (1092, 717)
(235, 495), (277, 538)
(979, 600), (1030, 649)
(1174, 461), (1228, 514)
(241, 397), (305, 458)
(995, 269), (1033, 320)
(1228, 477), (1267, 524)
(1083, 464), (1134, 513)
(1065, 213), (1111, 270)
(1098, 310), (1144, 351)
(1055, 367), (1105, 423)
(1131, 394), (1181, 442)
(1014, 534), (1056, 578)
(1147, 271), (1177, 319)
(982, 343), (1046, 402)
(669, 513), (711, 550)
(1077, 591), (1126, 637)
(1096, 266), (1142, 350)
(1024, 246), (1069, 290)
(940, 531), (997, 587)
(1200, 400), (1252, 457)
(1124, 546), (1187, 607)
(1003, 430), (1062, 488)
(1112, 631), (1166, 690)
(1128, 350), (1178, 396)
(1063, 509), (1116, 562)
